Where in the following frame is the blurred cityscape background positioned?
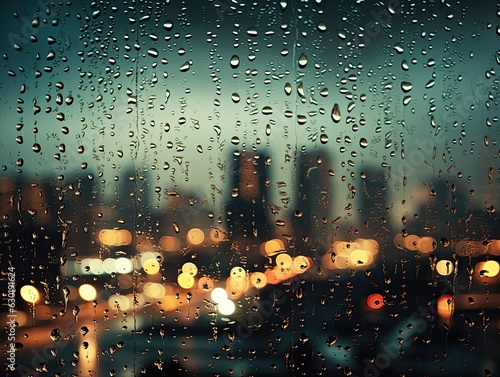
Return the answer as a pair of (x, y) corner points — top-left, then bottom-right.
(1, 0), (499, 376)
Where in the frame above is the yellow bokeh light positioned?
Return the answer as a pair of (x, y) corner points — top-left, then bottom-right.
(186, 228), (205, 246)
(334, 241), (361, 254)
(20, 285), (40, 304)
(178, 272), (195, 289)
(292, 256), (312, 274)
(182, 262), (198, 276)
(476, 260), (500, 277)
(350, 249), (373, 267)
(355, 238), (380, 255)
(436, 260), (454, 276)
(78, 284), (97, 301)
(276, 253), (292, 268)
(230, 266), (246, 281)
(143, 282), (166, 298)
(332, 253), (351, 269)
(108, 294), (132, 311)
(98, 229), (117, 246)
(262, 239), (285, 257)
(143, 258), (161, 275)
(98, 229), (132, 247)
(250, 272), (267, 289)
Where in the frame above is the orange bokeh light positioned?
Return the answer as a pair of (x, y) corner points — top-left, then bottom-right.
(366, 293), (384, 310)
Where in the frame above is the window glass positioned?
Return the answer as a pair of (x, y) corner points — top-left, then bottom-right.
(1, 1), (499, 376)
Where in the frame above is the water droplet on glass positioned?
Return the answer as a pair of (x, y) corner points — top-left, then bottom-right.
(393, 42), (404, 54)
(163, 20), (173, 30)
(284, 82), (292, 95)
(331, 103), (341, 123)
(231, 93), (240, 103)
(179, 61), (190, 72)
(148, 48), (159, 58)
(401, 81), (412, 92)
(50, 328), (61, 342)
(298, 53), (308, 68)
(230, 55), (240, 68)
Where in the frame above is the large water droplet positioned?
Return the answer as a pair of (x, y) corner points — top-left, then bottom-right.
(230, 55), (240, 68)
(331, 103), (341, 123)
(401, 81), (412, 92)
(148, 48), (159, 58)
(298, 53), (308, 68)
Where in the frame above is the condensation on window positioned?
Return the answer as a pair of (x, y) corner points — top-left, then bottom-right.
(1, 1), (499, 376)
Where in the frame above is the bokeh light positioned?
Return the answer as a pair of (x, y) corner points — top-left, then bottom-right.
(20, 285), (40, 304)
(78, 284), (97, 301)
(186, 228), (205, 246)
(211, 287), (228, 304)
(217, 299), (236, 316)
(143, 258), (161, 275)
(178, 273), (195, 289)
(366, 293), (384, 310)
(436, 260), (454, 276)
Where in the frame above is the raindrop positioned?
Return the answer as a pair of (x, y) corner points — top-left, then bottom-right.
(331, 103), (341, 123)
(246, 27), (258, 36)
(318, 22), (326, 32)
(284, 82), (292, 95)
(359, 138), (368, 148)
(393, 42), (404, 54)
(231, 93), (240, 103)
(298, 53), (308, 68)
(425, 79), (435, 89)
(179, 61), (190, 72)
(401, 81), (412, 92)
(50, 328), (61, 342)
(262, 106), (273, 115)
(230, 55), (240, 68)
(148, 48), (159, 58)
(163, 20), (173, 30)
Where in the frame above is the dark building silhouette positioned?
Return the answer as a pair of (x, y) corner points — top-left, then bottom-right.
(293, 151), (333, 255)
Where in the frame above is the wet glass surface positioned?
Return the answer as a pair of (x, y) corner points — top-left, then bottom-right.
(1, 1), (499, 376)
